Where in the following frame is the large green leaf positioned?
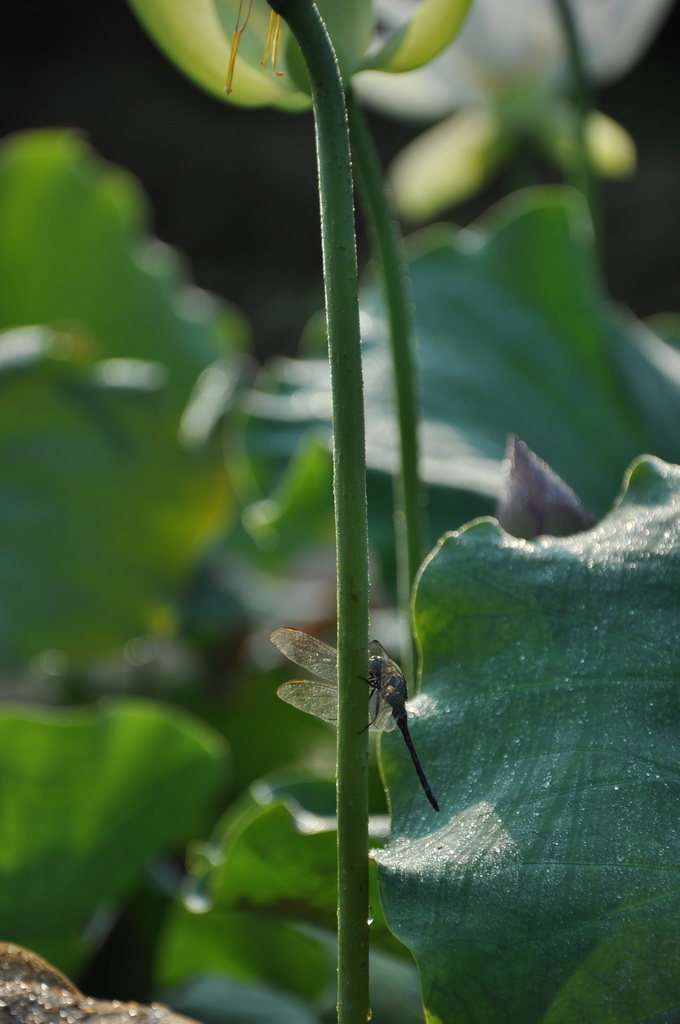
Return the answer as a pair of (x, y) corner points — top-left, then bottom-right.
(374, 455), (680, 1022)
(0, 326), (227, 667)
(0, 699), (227, 975)
(0, 130), (229, 410)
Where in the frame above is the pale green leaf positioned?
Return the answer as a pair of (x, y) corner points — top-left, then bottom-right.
(362, 0), (472, 74)
(126, 0), (310, 109)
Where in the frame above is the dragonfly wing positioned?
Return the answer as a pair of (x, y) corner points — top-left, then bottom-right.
(277, 679), (339, 724)
(367, 689), (396, 732)
(270, 627), (338, 684)
(375, 704), (397, 732)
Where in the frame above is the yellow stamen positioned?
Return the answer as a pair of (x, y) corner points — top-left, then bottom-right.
(261, 10), (283, 75)
(272, 13), (283, 76)
(225, 0), (253, 94)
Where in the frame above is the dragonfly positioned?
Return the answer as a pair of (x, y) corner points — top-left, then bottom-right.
(270, 627), (439, 812)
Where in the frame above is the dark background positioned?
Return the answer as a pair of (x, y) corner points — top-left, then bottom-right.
(2, 0), (679, 360)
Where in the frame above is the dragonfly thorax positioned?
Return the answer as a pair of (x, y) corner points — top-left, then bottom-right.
(368, 652), (408, 710)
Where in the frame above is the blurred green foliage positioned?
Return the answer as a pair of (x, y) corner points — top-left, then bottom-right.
(0, 130), (234, 667)
(1, 125), (679, 1024)
(243, 186), (680, 569)
(0, 700), (226, 975)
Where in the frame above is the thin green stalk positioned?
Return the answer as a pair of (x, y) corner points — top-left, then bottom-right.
(267, 1), (370, 1021)
(552, 0), (600, 240)
(347, 93), (425, 683)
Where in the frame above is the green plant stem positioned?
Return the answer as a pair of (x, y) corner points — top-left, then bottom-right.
(347, 93), (425, 683)
(552, 0), (600, 240)
(267, 1), (370, 1021)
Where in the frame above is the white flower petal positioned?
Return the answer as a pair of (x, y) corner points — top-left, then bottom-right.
(362, 0), (676, 117)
